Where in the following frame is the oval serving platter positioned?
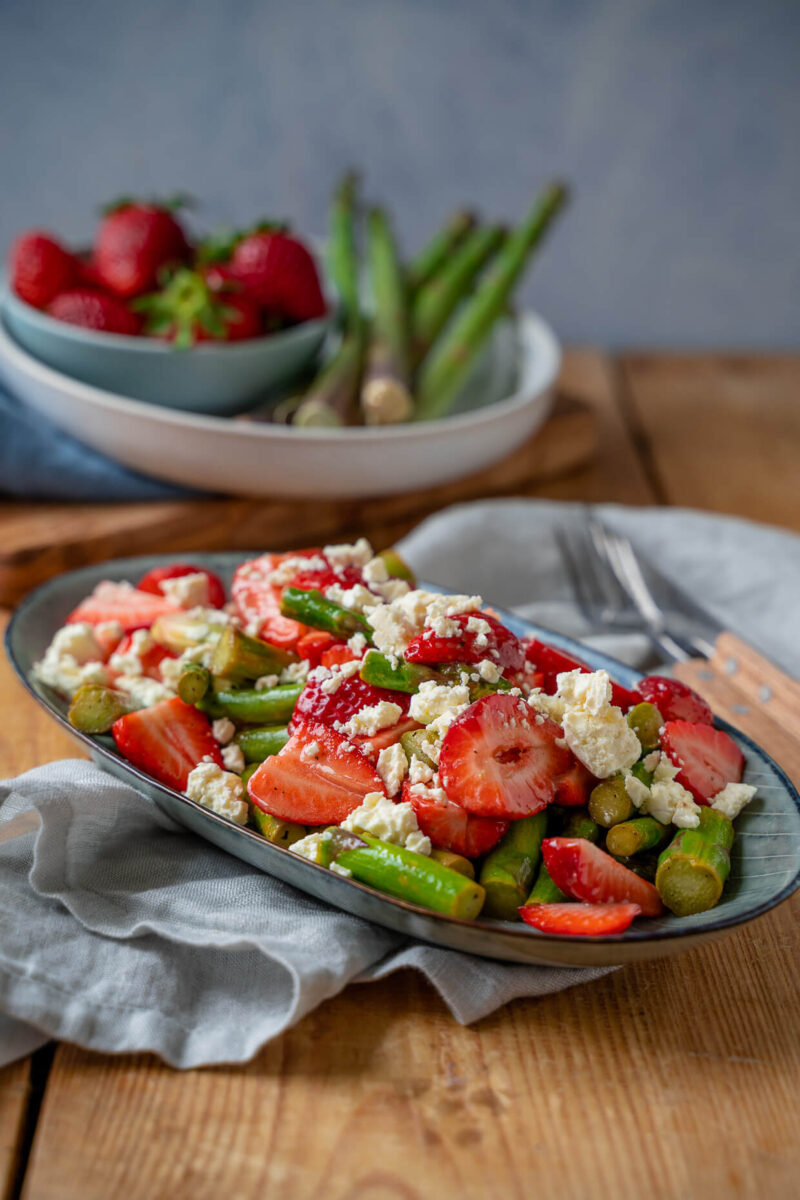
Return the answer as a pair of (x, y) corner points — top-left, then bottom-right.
(6, 553), (800, 968)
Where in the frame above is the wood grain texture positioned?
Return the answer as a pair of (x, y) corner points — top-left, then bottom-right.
(0, 368), (600, 606)
(0, 1059), (30, 1200)
(619, 353), (800, 529)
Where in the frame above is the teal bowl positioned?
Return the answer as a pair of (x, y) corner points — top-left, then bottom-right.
(0, 281), (333, 416)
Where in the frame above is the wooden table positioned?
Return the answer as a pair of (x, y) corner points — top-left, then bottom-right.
(1, 351), (799, 1200)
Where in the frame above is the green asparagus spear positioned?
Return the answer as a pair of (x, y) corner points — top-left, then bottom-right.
(360, 649), (439, 693)
(407, 210), (476, 294)
(416, 182), (569, 420)
(655, 809), (735, 916)
(235, 725), (290, 763)
(400, 729), (438, 770)
(176, 663), (212, 705)
(250, 806), (306, 848)
(241, 762), (260, 788)
(361, 208), (413, 425)
(606, 817), (669, 858)
(429, 848), (476, 879)
(479, 813), (548, 920)
(410, 224), (504, 365)
(588, 777), (634, 828)
(68, 684), (134, 734)
(210, 625), (296, 684)
(525, 860), (566, 905)
(293, 333), (363, 427)
(630, 758), (656, 788)
(335, 833), (486, 919)
(281, 587), (372, 640)
(210, 684), (302, 725)
(438, 661), (513, 700)
(377, 547), (416, 586)
(560, 809), (602, 843)
(627, 702), (663, 750)
(326, 170), (362, 334)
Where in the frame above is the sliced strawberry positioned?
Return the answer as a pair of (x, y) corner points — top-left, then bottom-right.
(320, 644), (359, 669)
(290, 565), (364, 593)
(248, 722), (384, 825)
(524, 639), (640, 709)
(353, 715), (422, 760)
(660, 720), (744, 804)
(403, 781), (508, 857)
(637, 676), (713, 725)
(138, 564), (226, 609)
(296, 629), (338, 666)
(553, 759), (595, 807)
(542, 838), (663, 916)
(438, 693), (572, 818)
(111, 633), (175, 680)
(291, 672), (410, 732)
(405, 612), (524, 672)
(519, 902), (641, 936)
(67, 581), (178, 633)
(112, 697), (222, 791)
(231, 553), (315, 650)
(93, 622), (125, 660)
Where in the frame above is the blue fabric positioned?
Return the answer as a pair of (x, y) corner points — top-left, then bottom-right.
(0, 384), (200, 501)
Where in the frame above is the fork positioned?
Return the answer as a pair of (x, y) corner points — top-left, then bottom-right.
(556, 516), (708, 663)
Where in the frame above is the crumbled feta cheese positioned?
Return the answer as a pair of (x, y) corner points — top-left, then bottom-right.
(185, 760), (248, 824)
(109, 629), (154, 676)
(408, 756), (436, 785)
(312, 659), (362, 695)
(527, 689), (566, 723)
(711, 781), (757, 820)
(556, 670), (641, 779)
(409, 680), (471, 726)
(267, 555), (328, 587)
(330, 862), (353, 878)
(376, 742), (408, 797)
(477, 659), (501, 683)
(343, 701), (403, 737)
(300, 739), (322, 760)
(280, 659), (310, 685)
(646, 779), (702, 828)
(33, 623), (108, 697)
(365, 590), (483, 657)
(255, 674), (280, 691)
(115, 675), (173, 706)
(348, 632), (368, 655)
(159, 572), (210, 609)
(212, 717), (236, 745)
(642, 749), (661, 772)
(466, 615), (491, 647)
(289, 831), (326, 863)
(362, 556), (389, 584)
(341, 791), (431, 855)
(95, 620), (124, 644)
(222, 743), (245, 773)
(323, 538), (373, 569)
(624, 774), (651, 809)
(369, 577), (411, 603)
(428, 614), (460, 638)
(324, 583), (379, 614)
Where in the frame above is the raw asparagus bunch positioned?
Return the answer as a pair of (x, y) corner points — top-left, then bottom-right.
(415, 181), (569, 420)
(360, 207), (414, 424)
(406, 209), (476, 295)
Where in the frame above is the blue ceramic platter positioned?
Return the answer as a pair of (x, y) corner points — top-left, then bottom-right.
(6, 553), (800, 967)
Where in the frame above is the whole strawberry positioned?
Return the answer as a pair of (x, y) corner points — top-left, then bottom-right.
(94, 199), (190, 298)
(10, 232), (80, 308)
(133, 268), (261, 346)
(228, 230), (326, 323)
(47, 288), (141, 334)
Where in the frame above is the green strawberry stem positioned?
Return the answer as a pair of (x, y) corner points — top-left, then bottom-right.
(606, 816), (669, 858)
(280, 586), (372, 640)
(236, 726), (291, 763)
(479, 813), (548, 920)
(327, 171), (363, 335)
(360, 207), (413, 424)
(293, 332), (363, 427)
(334, 833), (486, 919)
(655, 808), (735, 916)
(210, 625), (297, 684)
(410, 223), (505, 366)
(131, 267), (240, 348)
(415, 182), (569, 420)
(407, 210), (477, 295)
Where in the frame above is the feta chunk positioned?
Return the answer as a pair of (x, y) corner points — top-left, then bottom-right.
(711, 781), (757, 820)
(212, 717), (236, 745)
(222, 743), (245, 773)
(289, 830), (327, 864)
(376, 742), (409, 797)
(477, 659), (501, 683)
(341, 791), (431, 855)
(109, 629), (154, 677)
(342, 700), (403, 737)
(33, 623), (108, 697)
(365, 590), (483, 657)
(362, 556), (389, 584)
(185, 760), (248, 825)
(324, 583), (379, 614)
(115, 675), (173, 706)
(323, 538), (374, 569)
(557, 669), (641, 779)
(159, 572), (210, 609)
(409, 680), (471, 726)
(280, 659), (310, 685)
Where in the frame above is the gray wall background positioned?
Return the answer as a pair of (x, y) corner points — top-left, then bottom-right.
(1, 0), (798, 347)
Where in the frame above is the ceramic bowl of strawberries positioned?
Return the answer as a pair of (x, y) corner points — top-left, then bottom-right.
(1, 199), (333, 414)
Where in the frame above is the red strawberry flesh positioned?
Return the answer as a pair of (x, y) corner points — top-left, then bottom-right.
(403, 781), (508, 857)
(112, 697), (222, 792)
(67, 581), (178, 632)
(519, 902), (642, 936)
(405, 612), (524, 671)
(660, 719), (744, 804)
(637, 676), (714, 725)
(542, 837), (663, 916)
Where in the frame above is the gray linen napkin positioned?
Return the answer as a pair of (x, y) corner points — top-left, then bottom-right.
(2, 499), (798, 1068)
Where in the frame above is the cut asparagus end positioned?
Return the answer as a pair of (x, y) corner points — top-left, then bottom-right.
(655, 856), (724, 916)
(335, 833), (486, 919)
(176, 664), (212, 705)
(377, 548), (416, 586)
(210, 625), (296, 684)
(293, 398), (346, 428)
(250, 807), (306, 849)
(400, 729), (438, 770)
(68, 684), (134, 733)
(429, 848), (476, 879)
(361, 376), (414, 425)
(606, 816), (668, 858)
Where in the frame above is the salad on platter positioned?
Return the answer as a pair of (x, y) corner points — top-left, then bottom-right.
(33, 539), (757, 936)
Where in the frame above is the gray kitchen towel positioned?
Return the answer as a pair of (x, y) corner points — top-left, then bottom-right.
(1, 499), (798, 1068)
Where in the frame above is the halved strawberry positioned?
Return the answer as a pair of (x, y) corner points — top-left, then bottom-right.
(320, 644), (360, 669)
(353, 715), (422, 760)
(403, 781), (508, 857)
(438, 693), (572, 818)
(296, 629), (338, 666)
(519, 901), (641, 936)
(111, 697), (222, 791)
(524, 639), (640, 709)
(67, 581), (178, 632)
(291, 672), (410, 732)
(542, 838), (663, 916)
(138, 564), (226, 609)
(111, 632), (175, 680)
(637, 676), (713, 725)
(660, 720), (744, 804)
(405, 612), (524, 672)
(248, 722), (384, 825)
(553, 759), (595, 807)
(231, 553), (316, 650)
(290, 565), (364, 593)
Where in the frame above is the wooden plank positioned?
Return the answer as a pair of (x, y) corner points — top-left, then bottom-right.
(620, 353), (800, 529)
(0, 360), (601, 607)
(20, 912), (800, 1200)
(0, 1059), (30, 1200)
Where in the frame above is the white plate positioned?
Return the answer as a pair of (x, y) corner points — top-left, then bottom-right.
(0, 311), (560, 499)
